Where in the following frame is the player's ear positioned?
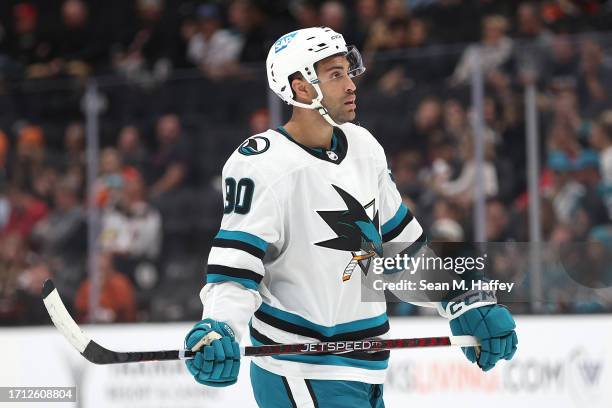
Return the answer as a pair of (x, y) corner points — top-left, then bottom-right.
(290, 75), (312, 103)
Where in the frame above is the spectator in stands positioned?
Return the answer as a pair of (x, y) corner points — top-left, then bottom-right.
(546, 33), (580, 90)
(546, 88), (583, 156)
(228, 0), (271, 64)
(512, 2), (554, 85)
(63, 121), (85, 166)
(187, 4), (242, 79)
(148, 114), (191, 198)
(366, 16), (435, 87)
(544, 223), (576, 311)
(481, 96), (518, 200)
(112, 0), (175, 87)
(320, 2), (348, 39)
(101, 169), (161, 263)
(0, 233), (31, 324)
(31, 177), (85, 300)
(431, 198), (466, 228)
(60, 122), (86, 196)
(432, 132), (499, 207)
(94, 147), (124, 208)
(391, 150), (423, 200)
(290, 0), (320, 29)
(590, 112), (612, 185)
(572, 150), (609, 238)
(372, 18), (414, 94)
(577, 37), (612, 116)
(515, 2), (550, 40)
(589, 112), (612, 218)
(443, 99), (469, 143)
(174, 5), (198, 70)
(12, 125), (45, 190)
(541, 0), (603, 24)
(13, 258), (53, 324)
(5, 2), (54, 76)
(450, 15), (513, 86)
(546, 151), (585, 225)
(429, 218), (464, 242)
(20, 0), (97, 79)
(585, 226), (612, 287)
(117, 125), (148, 177)
(52, 0), (104, 78)
(31, 166), (59, 209)
(31, 177), (84, 256)
(1, 183), (48, 240)
(352, 0), (380, 49)
(485, 197), (514, 241)
(75, 251), (137, 323)
(405, 96), (444, 155)
(406, 17), (429, 50)
(361, 11), (429, 76)
(382, 0), (410, 21)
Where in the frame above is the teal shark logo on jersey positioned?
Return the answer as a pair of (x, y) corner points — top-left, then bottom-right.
(315, 185), (382, 282)
(239, 136), (270, 156)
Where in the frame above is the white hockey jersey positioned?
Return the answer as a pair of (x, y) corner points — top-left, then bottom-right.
(201, 123), (432, 384)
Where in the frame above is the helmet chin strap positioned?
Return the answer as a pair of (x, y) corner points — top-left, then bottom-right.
(316, 105), (341, 128)
(287, 82), (342, 128)
(311, 83), (341, 128)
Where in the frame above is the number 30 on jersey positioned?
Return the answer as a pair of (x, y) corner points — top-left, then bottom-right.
(224, 177), (254, 214)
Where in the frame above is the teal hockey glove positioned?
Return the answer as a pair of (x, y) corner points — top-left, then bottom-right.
(449, 305), (518, 371)
(184, 319), (241, 387)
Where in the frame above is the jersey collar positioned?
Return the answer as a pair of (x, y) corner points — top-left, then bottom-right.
(275, 126), (348, 165)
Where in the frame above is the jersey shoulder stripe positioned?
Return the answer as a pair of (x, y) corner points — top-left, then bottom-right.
(207, 264), (263, 287)
(206, 274), (259, 290)
(215, 230), (268, 251)
(381, 203), (413, 241)
(212, 230), (268, 259)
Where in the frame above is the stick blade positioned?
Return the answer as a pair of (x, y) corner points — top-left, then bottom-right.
(41, 280), (186, 364)
(42, 279), (91, 353)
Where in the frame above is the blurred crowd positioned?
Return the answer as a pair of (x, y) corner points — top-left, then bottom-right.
(1, 0), (612, 325)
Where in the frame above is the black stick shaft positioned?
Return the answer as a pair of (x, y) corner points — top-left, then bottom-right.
(242, 336), (458, 357)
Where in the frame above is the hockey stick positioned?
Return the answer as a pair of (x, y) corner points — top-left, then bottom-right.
(42, 279), (478, 365)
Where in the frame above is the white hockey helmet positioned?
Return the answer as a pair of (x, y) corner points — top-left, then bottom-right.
(266, 27), (365, 126)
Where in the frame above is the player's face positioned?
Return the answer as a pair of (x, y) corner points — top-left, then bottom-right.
(316, 55), (357, 124)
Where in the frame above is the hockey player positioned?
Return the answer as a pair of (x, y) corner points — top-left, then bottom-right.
(184, 27), (518, 407)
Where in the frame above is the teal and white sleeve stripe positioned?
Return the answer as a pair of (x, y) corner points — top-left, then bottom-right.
(207, 229), (270, 290)
(381, 203), (425, 244)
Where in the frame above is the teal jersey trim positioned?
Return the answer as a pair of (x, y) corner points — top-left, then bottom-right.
(278, 126), (338, 153)
(331, 132), (338, 151)
(207, 274), (259, 290)
(275, 126), (348, 164)
(381, 204), (409, 235)
(250, 336), (389, 370)
(258, 302), (388, 338)
(215, 229), (268, 252)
